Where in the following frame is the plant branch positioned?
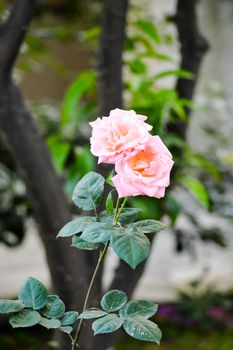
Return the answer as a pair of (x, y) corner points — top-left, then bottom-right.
(72, 242), (110, 350)
(0, 2), (92, 348)
(0, 0), (39, 80)
(115, 197), (127, 223)
(97, 0), (129, 115)
(167, 0), (209, 140)
(74, 196), (128, 349)
(98, 4), (209, 349)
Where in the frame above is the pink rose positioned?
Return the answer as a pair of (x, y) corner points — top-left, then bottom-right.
(89, 108), (152, 164)
(112, 135), (174, 198)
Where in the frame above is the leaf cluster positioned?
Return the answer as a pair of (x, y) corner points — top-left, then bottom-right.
(78, 290), (161, 344)
(58, 172), (166, 269)
(0, 277), (78, 334)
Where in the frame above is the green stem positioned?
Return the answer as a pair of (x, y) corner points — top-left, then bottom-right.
(71, 196), (128, 349)
(71, 242), (109, 350)
(93, 206), (98, 219)
(113, 197), (120, 224)
(115, 197), (127, 223)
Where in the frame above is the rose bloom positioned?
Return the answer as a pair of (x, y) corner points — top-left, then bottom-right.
(112, 135), (174, 198)
(89, 108), (152, 164)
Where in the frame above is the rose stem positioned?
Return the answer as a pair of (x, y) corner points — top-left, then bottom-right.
(71, 196), (127, 349)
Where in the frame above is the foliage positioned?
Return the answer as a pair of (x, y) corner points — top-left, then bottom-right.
(123, 14), (222, 223)
(0, 277), (78, 334)
(0, 171), (166, 347)
(59, 172), (166, 270)
(0, 4), (224, 249)
(79, 290), (160, 343)
(114, 328), (233, 350)
(0, 164), (27, 247)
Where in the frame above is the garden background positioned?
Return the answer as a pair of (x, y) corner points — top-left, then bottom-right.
(0, 0), (233, 349)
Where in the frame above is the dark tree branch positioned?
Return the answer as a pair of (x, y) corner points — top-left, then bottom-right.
(97, 0), (129, 116)
(97, 3), (209, 349)
(94, 1), (129, 349)
(0, 2), (94, 349)
(0, 83), (93, 350)
(167, 0), (209, 140)
(0, 0), (39, 81)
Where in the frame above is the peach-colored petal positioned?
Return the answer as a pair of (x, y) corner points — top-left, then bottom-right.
(113, 135), (174, 199)
(89, 109), (152, 164)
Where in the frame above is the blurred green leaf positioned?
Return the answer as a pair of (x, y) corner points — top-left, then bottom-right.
(154, 69), (193, 81)
(181, 176), (209, 209)
(135, 20), (161, 43)
(47, 136), (70, 174)
(106, 192), (114, 215)
(186, 152), (221, 182)
(61, 71), (96, 135)
(164, 195), (182, 225)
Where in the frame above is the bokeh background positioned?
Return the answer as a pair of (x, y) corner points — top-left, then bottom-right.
(0, 0), (233, 349)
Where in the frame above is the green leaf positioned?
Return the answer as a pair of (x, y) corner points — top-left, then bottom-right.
(99, 208), (141, 225)
(79, 309), (107, 319)
(39, 317), (61, 329)
(9, 310), (41, 328)
(58, 326), (73, 334)
(100, 208), (141, 226)
(72, 235), (100, 250)
(105, 169), (114, 186)
(135, 20), (160, 43)
(72, 172), (105, 211)
(123, 316), (162, 344)
(80, 222), (117, 243)
(47, 136), (70, 174)
(92, 314), (123, 335)
(154, 69), (193, 81)
(119, 300), (158, 318)
(181, 176), (209, 209)
(60, 311), (79, 326)
(164, 195), (182, 226)
(74, 147), (95, 178)
(41, 295), (65, 319)
(57, 216), (96, 237)
(186, 152), (221, 182)
(106, 192), (114, 214)
(62, 71), (96, 130)
(111, 229), (150, 269)
(101, 290), (127, 313)
(0, 300), (25, 314)
(128, 220), (167, 234)
(19, 277), (48, 310)
(128, 59), (147, 74)
(118, 208), (142, 225)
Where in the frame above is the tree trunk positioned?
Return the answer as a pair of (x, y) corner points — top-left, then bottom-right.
(97, 0), (129, 116)
(167, 0), (209, 141)
(0, 1), (93, 349)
